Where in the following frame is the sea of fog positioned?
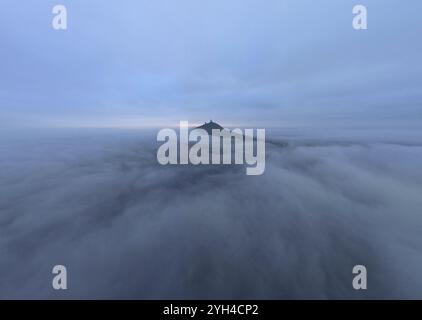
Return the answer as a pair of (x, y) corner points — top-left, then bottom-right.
(0, 127), (422, 299)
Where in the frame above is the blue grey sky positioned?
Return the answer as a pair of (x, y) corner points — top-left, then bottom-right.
(1, 0), (421, 128)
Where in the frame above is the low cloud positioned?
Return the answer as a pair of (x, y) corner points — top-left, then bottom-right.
(0, 129), (422, 298)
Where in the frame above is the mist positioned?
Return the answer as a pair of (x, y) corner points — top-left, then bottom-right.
(1, 128), (421, 299)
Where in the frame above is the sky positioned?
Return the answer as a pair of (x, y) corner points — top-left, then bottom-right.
(0, 0), (421, 128)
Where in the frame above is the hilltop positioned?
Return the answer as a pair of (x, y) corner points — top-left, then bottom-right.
(195, 120), (224, 134)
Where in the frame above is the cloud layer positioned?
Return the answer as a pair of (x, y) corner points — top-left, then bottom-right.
(1, 129), (421, 299)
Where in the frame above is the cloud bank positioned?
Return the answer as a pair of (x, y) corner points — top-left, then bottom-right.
(1, 129), (421, 299)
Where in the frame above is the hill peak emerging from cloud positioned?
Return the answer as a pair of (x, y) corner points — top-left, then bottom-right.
(196, 120), (224, 134)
